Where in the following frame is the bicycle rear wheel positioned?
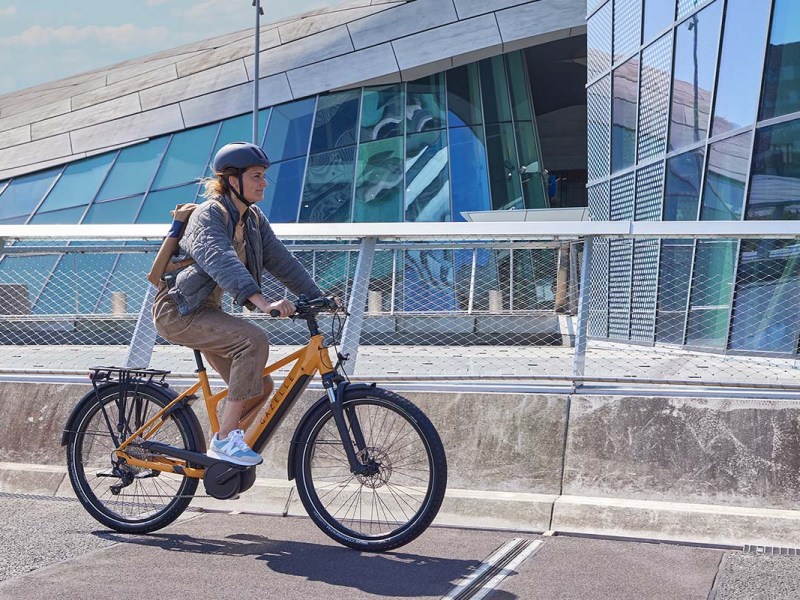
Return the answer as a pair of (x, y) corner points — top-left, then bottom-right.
(65, 383), (200, 533)
(293, 387), (447, 552)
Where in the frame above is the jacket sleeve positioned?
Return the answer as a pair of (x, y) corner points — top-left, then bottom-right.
(185, 203), (261, 307)
(258, 214), (323, 300)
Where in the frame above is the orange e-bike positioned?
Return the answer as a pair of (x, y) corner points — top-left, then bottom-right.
(62, 297), (447, 552)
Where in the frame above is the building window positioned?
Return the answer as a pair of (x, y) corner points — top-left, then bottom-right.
(760, 0), (800, 121)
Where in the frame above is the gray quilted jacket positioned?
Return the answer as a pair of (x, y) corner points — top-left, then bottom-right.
(163, 194), (322, 316)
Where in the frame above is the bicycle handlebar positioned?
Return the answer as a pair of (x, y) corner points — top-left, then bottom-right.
(268, 296), (342, 318)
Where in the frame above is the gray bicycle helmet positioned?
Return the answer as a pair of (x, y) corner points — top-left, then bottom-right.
(213, 142), (270, 172)
(212, 142), (270, 206)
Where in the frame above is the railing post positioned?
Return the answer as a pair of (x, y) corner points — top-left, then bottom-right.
(571, 236), (594, 383)
(125, 283), (158, 368)
(340, 236), (377, 375)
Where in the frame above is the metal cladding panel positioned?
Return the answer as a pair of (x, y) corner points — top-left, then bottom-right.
(613, 0), (642, 64)
(635, 161), (665, 221)
(587, 0), (609, 16)
(588, 1), (613, 81)
(588, 180), (610, 221)
(610, 171), (635, 221)
(588, 75), (612, 181)
(608, 173), (635, 339)
(588, 182), (611, 338)
(631, 238), (660, 341)
(637, 33), (672, 162)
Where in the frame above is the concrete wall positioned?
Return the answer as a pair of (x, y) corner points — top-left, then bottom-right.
(3, 381), (800, 546)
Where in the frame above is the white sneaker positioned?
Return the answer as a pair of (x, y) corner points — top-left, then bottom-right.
(207, 429), (263, 466)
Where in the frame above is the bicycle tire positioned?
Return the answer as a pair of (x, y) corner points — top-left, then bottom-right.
(65, 383), (200, 533)
(293, 386), (447, 552)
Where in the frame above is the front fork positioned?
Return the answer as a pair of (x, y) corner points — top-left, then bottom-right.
(322, 374), (371, 476)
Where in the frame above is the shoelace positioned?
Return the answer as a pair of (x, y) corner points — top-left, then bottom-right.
(225, 429), (250, 452)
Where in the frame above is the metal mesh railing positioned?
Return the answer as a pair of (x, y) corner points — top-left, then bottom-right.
(2, 224), (800, 390)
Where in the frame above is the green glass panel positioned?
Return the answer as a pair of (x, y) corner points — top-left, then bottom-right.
(686, 239), (736, 348)
(730, 239), (800, 352)
(360, 85), (404, 142)
(83, 196), (142, 224)
(447, 63), (482, 127)
(515, 121), (548, 209)
(700, 132), (751, 221)
(406, 73), (446, 133)
(760, 0), (800, 120)
(299, 147), (356, 223)
(152, 123), (218, 189)
(96, 138), (169, 201)
(506, 51), (533, 122)
(485, 123), (523, 210)
(746, 119), (800, 220)
(37, 154), (113, 213)
(354, 138), (403, 222)
(480, 56), (512, 124)
(655, 238), (693, 343)
(137, 185), (197, 223)
(405, 131), (450, 222)
(0, 168), (61, 220)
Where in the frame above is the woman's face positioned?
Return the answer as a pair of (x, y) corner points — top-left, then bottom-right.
(229, 166), (267, 203)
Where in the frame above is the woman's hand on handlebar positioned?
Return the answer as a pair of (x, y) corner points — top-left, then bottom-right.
(267, 299), (296, 318)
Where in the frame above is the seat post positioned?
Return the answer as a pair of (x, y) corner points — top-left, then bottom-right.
(193, 350), (205, 372)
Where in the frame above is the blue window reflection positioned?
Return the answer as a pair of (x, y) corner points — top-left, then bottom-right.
(405, 131), (450, 222)
(760, 0), (800, 121)
(664, 148), (705, 220)
(712, 0), (771, 135)
(264, 157), (306, 223)
(354, 138), (403, 222)
(310, 90), (360, 153)
(700, 132), (751, 220)
(447, 64), (482, 128)
(361, 85), (404, 142)
(206, 115), (252, 176)
(264, 98), (316, 163)
(37, 154), (113, 213)
(153, 123), (217, 189)
(403, 249), (457, 311)
(0, 168), (61, 221)
(643, 0), (675, 43)
(746, 118), (800, 220)
(668, 0), (722, 151)
(96, 138), (169, 201)
(450, 126), (490, 221)
(137, 185), (196, 223)
(28, 205), (86, 224)
(34, 253), (117, 315)
(299, 147), (356, 223)
(83, 196), (142, 224)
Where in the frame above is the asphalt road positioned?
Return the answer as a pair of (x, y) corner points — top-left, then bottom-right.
(1, 494), (799, 599)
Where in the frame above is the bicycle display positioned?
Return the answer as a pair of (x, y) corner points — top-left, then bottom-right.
(61, 297), (447, 552)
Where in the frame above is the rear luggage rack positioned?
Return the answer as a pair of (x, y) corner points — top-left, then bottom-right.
(89, 366), (171, 386)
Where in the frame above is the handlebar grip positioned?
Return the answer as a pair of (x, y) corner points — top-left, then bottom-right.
(269, 309), (281, 317)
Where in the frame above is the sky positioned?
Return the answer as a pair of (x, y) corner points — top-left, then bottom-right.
(0, 0), (339, 96)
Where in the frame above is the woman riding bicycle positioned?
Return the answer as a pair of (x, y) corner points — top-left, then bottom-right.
(152, 141), (324, 467)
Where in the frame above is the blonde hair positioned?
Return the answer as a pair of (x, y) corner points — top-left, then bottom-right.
(200, 167), (239, 200)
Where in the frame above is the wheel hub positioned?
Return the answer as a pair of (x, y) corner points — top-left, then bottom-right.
(355, 447), (392, 488)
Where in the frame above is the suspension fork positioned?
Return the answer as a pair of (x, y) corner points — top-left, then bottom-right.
(322, 375), (369, 475)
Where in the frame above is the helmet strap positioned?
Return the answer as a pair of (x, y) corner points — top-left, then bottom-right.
(228, 171), (253, 207)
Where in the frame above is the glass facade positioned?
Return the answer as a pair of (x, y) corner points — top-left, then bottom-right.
(589, 0), (800, 355)
(0, 49), (552, 314)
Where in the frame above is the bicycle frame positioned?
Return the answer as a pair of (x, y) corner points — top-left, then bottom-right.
(114, 332), (336, 479)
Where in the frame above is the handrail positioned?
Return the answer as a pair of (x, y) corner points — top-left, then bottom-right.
(2, 220), (800, 241)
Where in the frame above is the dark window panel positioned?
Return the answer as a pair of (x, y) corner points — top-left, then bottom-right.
(746, 118), (800, 220)
(37, 154), (113, 213)
(153, 123), (218, 189)
(506, 51), (534, 122)
(264, 157), (306, 223)
(712, 0), (771, 135)
(667, 0), (723, 152)
(0, 168), (61, 221)
(446, 63), (482, 128)
(405, 130), (450, 222)
(760, 0), (800, 121)
(360, 85), (404, 142)
(486, 122), (524, 210)
(612, 56), (639, 172)
(310, 90), (360, 153)
(264, 98), (316, 163)
(407, 72), (446, 133)
(479, 56), (512, 124)
(663, 147), (705, 220)
(354, 138), (403, 223)
(730, 239), (800, 352)
(96, 138), (169, 201)
(700, 131), (751, 221)
(299, 146), (356, 223)
(515, 121), (549, 208)
(449, 126), (491, 221)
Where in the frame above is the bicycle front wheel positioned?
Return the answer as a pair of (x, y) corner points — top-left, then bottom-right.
(293, 387), (447, 552)
(65, 383), (200, 534)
